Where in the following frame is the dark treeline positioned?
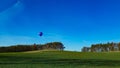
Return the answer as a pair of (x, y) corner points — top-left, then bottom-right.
(82, 42), (120, 52)
(0, 42), (65, 52)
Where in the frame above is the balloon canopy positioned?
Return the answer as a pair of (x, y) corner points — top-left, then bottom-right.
(39, 32), (43, 36)
(0, 0), (18, 12)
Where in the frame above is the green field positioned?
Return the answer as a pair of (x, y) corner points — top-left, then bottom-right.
(0, 51), (120, 68)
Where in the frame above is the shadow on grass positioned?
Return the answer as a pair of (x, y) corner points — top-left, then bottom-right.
(0, 56), (120, 66)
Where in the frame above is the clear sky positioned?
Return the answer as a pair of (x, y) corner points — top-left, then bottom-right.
(0, 0), (120, 51)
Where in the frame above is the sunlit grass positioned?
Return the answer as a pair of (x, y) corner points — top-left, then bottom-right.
(1, 51), (120, 68)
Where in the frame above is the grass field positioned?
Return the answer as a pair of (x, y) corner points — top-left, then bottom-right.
(0, 50), (120, 68)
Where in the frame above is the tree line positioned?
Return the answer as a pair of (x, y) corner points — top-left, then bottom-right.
(82, 42), (120, 52)
(0, 42), (65, 52)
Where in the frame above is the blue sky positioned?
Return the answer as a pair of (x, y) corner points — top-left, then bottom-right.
(0, 0), (120, 51)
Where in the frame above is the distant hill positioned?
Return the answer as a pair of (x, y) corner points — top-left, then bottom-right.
(0, 42), (65, 52)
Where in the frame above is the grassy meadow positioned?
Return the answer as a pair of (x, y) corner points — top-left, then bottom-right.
(0, 51), (120, 68)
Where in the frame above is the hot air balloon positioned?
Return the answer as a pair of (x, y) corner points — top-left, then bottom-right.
(39, 32), (43, 37)
(0, 0), (18, 12)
